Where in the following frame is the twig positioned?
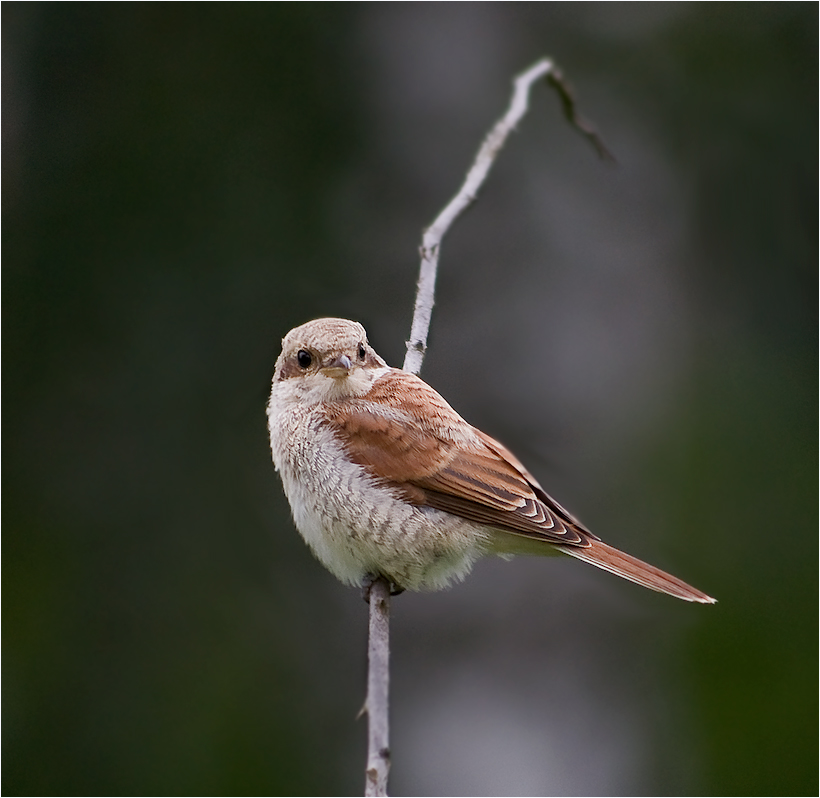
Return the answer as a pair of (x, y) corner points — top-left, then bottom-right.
(402, 57), (613, 375)
(363, 577), (391, 796)
(365, 57), (609, 795)
(403, 58), (552, 374)
(547, 67), (616, 162)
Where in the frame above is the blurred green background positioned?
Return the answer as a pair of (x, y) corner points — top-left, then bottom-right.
(4, 4), (816, 795)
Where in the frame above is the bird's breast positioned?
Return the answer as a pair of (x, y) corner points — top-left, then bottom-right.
(267, 404), (490, 590)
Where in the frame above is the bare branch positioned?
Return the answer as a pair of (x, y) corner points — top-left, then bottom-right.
(403, 57), (555, 375)
(364, 576), (391, 796)
(364, 57), (609, 795)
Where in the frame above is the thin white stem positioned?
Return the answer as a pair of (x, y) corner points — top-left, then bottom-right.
(364, 577), (391, 797)
(403, 58), (554, 376)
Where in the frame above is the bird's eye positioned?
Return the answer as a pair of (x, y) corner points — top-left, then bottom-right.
(358, 343), (366, 360)
(297, 350), (312, 368)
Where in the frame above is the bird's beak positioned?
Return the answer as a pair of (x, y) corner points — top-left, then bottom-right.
(320, 354), (352, 378)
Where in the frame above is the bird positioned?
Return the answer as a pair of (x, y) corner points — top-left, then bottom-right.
(267, 317), (715, 604)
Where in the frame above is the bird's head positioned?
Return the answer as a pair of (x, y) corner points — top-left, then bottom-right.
(272, 318), (388, 404)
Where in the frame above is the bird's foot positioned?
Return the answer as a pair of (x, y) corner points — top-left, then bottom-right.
(361, 574), (404, 602)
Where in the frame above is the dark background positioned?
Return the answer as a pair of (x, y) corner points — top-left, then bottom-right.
(4, 3), (816, 795)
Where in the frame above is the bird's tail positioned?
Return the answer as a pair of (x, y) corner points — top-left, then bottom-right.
(560, 539), (716, 604)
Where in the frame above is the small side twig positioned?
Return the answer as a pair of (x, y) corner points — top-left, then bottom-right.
(546, 67), (615, 162)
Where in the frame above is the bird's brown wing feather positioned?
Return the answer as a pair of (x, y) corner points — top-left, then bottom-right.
(324, 369), (588, 544)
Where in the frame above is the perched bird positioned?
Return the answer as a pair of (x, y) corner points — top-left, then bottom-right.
(267, 318), (715, 603)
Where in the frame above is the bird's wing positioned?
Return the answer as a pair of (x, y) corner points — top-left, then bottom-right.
(324, 368), (589, 545)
